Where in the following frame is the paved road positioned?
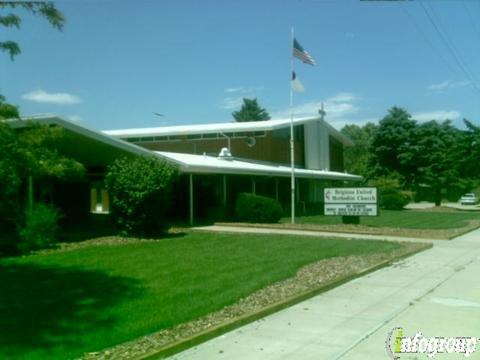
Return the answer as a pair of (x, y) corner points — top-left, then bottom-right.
(170, 229), (480, 360)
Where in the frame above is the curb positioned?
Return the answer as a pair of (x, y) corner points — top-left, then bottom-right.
(136, 242), (432, 360)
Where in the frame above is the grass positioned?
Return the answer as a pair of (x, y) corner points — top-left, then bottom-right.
(281, 209), (480, 230)
(0, 232), (400, 360)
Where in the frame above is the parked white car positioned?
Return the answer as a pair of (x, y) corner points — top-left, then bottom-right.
(459, 193), (478, 205)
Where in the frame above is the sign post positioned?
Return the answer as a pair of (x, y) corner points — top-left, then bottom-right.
(324, 187), (378, 224)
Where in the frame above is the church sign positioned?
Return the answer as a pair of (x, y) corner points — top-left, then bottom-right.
(324, 187), (378, 216)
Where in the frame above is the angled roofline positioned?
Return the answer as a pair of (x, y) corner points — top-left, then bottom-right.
(5, 115), (356, 176)
(6, 115), (156, 158)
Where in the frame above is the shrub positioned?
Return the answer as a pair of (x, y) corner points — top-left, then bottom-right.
(235, 193), (283, 223)
(379, 188), (410, 210)
(18, 203), (60, 253)
(105, 156), (178, 236)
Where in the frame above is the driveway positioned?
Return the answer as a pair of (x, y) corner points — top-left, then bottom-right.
(169, 229), (480, 360)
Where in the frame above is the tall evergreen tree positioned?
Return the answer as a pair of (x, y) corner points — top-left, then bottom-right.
(232, 98), (271, 122)
(370, 107), (418, 186)
(460, 119), (480, 180)
(414, 120), (464, 205)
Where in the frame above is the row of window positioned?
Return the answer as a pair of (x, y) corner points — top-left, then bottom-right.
(125, 131), (266, 143)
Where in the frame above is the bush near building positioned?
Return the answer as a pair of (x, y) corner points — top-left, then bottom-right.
(18, 203), (60, 253)
(105, 156), (178, 236)
(235, 193), (283, 223)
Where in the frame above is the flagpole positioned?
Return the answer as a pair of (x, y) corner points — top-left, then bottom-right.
(290, 26), (295, 224)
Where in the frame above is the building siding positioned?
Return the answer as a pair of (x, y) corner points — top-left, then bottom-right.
(130, 127), (306, 167)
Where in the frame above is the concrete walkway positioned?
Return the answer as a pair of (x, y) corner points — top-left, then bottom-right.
(170, 228), (480, 360)
(192, 224), (439, 243)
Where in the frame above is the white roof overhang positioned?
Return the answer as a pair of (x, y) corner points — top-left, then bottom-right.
(155, 151), (362, 181)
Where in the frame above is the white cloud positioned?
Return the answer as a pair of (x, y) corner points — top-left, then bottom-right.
(428, 80), (450, 91)
(412, 110), (461, 122)
(220, 86), (264, 110)
(223, 86), (264, 94)
(220, 96), (244, 110)
(344, 32), (355, 39)
(224, 87), (243, 93)
(22, 89), (82, 105)
(428, 80), (470, 91)
(272, 92), (360, 120)
(66, 115), (82, 122)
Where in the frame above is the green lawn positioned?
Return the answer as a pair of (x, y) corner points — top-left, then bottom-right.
(282, 210), (480, 230)
(0, 232), (399, 360)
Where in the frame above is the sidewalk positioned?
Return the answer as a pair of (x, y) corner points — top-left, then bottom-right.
(192, 224), (439, 243)
(170, 229), (480, 360)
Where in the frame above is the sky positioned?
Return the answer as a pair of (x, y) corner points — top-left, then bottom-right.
(1, 0), (479, 131)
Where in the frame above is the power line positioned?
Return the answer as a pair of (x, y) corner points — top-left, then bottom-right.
(419, 1), (480, 94)
(462, 1), (480, 41)
(400, 2), (459, 79)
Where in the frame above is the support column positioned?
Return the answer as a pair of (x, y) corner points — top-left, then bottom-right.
(222, 175), (227, 206)
(275, 178), (279, 201)
(27, 175), (34, 213)
(296, 179), (300, 202)
(252, 178), (256, 194)
(189, 174), (194, 226)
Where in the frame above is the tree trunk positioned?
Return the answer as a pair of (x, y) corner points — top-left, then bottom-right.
(434, 188), (442, 207)
(27, 175), (34, 213)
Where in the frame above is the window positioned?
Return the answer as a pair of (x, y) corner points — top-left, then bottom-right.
(203, 133), (218, 139)
(126, 137), (140, 143)
(138, 136), (154, 142)
(90, 182), (110, 214)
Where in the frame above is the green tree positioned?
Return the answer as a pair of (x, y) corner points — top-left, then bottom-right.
(0, 1), (65, 59)
(370, 107), (418, 187)
(0, 121), (85, 230)
(232, 98), (271, 122)
(341, 122), (377, 179)
(460, 119), (480, 180)
(0, 94), (19, 119)
(413, 120), (464, 206)
(105, 156), (178, 236)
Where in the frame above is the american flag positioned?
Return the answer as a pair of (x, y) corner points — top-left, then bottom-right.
(293, 38), (316, 66)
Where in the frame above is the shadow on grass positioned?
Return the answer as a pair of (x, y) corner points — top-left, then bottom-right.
(0, 262), (140, 358)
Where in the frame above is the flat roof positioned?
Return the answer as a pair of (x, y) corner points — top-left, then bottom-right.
(156, 151), (362, 181)
(103, 115), (353, 146)
(103, 117), (316, 137)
